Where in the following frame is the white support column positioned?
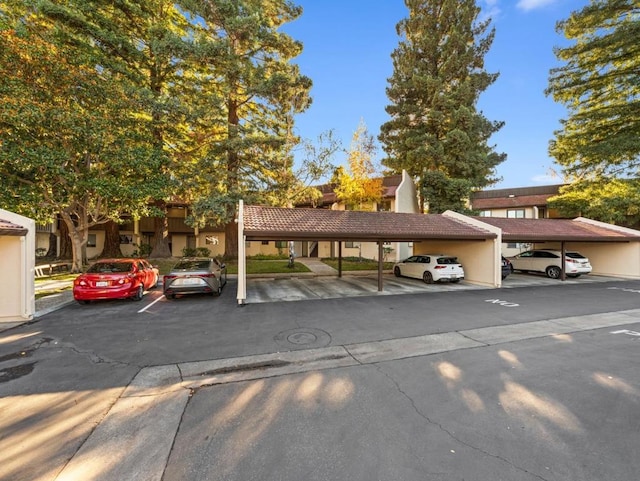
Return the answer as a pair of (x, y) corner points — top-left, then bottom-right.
(236, 200), (246, 305)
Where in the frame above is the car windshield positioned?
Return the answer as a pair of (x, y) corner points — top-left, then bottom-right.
(87, 262), (133, 273)
(173, 260), (210, 270)
(436, 257), (458, 265)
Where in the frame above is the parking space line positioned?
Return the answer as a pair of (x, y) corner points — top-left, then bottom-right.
(138, 293), (164, 313)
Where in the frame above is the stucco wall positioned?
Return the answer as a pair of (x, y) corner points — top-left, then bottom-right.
(0, 210), (35, 322)
(413, 239), (498, 287)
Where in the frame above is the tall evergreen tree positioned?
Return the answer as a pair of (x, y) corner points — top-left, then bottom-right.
(546, 0), (640, 224)
(379, 0), (505, 213)
(181, 0), (312, 257)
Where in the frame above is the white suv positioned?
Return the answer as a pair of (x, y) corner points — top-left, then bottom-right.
(507, 250), (592, 279)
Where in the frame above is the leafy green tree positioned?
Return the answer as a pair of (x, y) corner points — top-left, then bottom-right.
(264, 130), (342, 208)
(0, 27), (162, 271)
(33, 0), (203, 258)
(546, 0), (640, 222)
(379, 0), (505, 213)
(334, 119), (383, 210)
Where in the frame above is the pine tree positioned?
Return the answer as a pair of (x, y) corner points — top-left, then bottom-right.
(546, 0), (640, 224)
(379, 0), (505, 213)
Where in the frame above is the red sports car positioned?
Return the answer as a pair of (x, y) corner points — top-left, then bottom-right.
(73, 258), (159, 304)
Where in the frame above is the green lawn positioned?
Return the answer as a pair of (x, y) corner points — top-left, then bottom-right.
(321, 258), (394, 271)
(225, 259), (310, 274)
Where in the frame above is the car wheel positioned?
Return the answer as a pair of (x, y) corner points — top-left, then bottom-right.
(567, 274), (581, 278)
(216, 282), (222, 296)
(393, 266), (401, 277)
(165, 293), (175, 300)
(77, 300), (90, 305)
(546, 266), (561, 279)
(133, 285), (144, 301)
(422, 271), (433, 284)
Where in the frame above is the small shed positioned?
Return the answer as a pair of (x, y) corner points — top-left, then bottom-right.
(0, 209), (35, 324)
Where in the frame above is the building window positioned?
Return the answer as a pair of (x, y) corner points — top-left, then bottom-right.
(261, 241), (269, 245)
(275, 241), (287, 248)
(507, 209), (525, 219)
(87, 234), (97, 248)
(345, 241), (357, 248)
(478, 210), (492, 217)
(205, 235), (219, 245)
(377, 200), (392, 212)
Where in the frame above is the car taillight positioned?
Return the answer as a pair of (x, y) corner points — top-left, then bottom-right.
(199, 274), (215, 278)
(434, 266), (447, 269)
(117, 277), (133, 285)
(75, 279), (87, 286)
(565, 258), (576, 263)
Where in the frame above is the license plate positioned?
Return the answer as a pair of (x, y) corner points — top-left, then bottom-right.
(96, 281), (108, 287)
(177, 278), (201, 286)
(449, 275), (458, 279)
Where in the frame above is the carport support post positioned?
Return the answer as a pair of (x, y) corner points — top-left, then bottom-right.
(338, 242), (342, 278)
(561, 241), (566, 281)
(377, 241), (383, 292)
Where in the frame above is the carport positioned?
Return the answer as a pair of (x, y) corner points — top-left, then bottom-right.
(477, 216), (640, 280)
(236, 202), (499, 305)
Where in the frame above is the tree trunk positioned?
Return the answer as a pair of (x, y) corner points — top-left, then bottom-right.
(102, 220), (123, 258)
(59, 219), (73, 259)
(60, 212), (88, 272)
(224, 219), (238, 259)
(149, 200), (172, 258)
(46, 232), (57, 258)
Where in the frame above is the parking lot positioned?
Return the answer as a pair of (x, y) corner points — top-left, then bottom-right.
(9, 272), (640, 481)
(243, 272), (623, 304)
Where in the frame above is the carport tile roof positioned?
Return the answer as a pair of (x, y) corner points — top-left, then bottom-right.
(476, 217), (640, 242)
(244, 205), (496, 241)
(0, 218), (28, 236)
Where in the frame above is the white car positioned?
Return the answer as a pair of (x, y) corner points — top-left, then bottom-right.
(394, 255), (465, 284)
(507, 249), (592, 279)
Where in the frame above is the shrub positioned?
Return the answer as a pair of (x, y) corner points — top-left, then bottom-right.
(133, 243), (152, 257)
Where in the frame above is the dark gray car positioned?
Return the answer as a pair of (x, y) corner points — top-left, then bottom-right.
(163, 258), (227, 299)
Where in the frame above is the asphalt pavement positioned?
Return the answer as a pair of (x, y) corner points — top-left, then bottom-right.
(2, 272), (640, 481)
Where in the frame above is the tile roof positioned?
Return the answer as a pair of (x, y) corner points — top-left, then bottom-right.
(472, 194), (556, 210)
(0, 218), (28, 236)
(243, 205), (496, 241)
(476, 217), (640, 242)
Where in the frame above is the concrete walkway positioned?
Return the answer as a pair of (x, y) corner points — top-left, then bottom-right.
(294, 257), (339, 275)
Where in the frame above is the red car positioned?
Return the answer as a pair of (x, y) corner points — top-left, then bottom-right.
(73, 258), (159, 304)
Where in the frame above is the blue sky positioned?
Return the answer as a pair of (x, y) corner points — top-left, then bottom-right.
(283, 0), (588, 189)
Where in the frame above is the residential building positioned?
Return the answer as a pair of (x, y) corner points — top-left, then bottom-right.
(470, 184), (567, 256)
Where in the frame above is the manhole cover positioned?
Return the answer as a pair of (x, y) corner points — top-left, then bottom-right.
(274, 328), (331, 349)
(287, 332), (318, 345)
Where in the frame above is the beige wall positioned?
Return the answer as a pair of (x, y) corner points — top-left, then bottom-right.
(0, 237), (25, 320)
(413, 239), (498, 287)
(0, 210), (35, 322)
